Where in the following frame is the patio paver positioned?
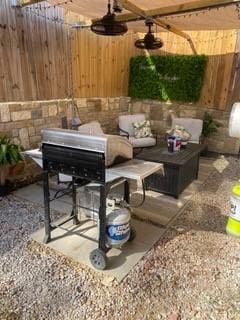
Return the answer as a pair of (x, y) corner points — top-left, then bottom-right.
(13, 157), (215, 281)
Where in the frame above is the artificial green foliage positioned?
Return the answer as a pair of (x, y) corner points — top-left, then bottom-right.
(202, 112), (223, 137)
(128, 55), (208, 102)
(0, 134), (23, 165)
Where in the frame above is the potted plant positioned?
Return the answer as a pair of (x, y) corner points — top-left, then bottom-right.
(202, 112), (223, 138)
(201, 112), (223, 155)
(0, 134), (24, 196)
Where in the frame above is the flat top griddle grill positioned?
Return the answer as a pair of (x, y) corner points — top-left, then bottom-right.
(42, 128), (133, 169)
(25, 148), (161, 182)
(39, 128), (162, 270)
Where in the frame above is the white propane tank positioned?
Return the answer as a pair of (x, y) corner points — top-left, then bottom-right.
(106, 207), (131, 247)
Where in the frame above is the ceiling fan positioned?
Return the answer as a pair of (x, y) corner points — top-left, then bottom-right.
(135, 17), (164, 50)
(91, 0), (128, 36)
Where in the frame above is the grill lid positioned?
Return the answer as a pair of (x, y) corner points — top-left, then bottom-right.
(41, 128), (133, 167)
(42, 128), (106, 153)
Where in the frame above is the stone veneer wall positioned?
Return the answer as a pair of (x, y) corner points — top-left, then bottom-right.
(75, 97), (130, 134)
(0, 99), (71, 149)
(131, 100), (240, 154)
(0, 97), (238, 154)
(0, 97), (131, 150)
(0, 97), (131, 185)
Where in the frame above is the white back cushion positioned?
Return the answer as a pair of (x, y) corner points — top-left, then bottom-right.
(119, 114), (146, 137)
(78, 121), (104, 135)
(172, 118), (203, 143)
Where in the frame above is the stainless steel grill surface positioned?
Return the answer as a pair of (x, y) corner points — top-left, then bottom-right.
(40, 128), (161, 270)
(42, 128), (133, 167)
(41, 128), (134, 270)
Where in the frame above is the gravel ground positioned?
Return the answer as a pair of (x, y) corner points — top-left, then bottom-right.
(1, 157), (240, 320)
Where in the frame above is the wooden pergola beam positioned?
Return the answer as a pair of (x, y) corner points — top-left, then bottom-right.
(115, 0), (240, 23)
(15, 0), (44, 6)
(119, 0), (197, 53)
(153, 18), (197, 54)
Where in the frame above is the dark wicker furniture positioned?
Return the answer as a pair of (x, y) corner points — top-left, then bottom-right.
(136, 143), (206, 198)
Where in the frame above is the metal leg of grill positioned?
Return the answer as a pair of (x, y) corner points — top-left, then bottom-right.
(196, 155), (200, 179)
(123, 179), (136, 241)
(72, 177), (80, 225)
(89, 184), (108, 270)
(124, 179), (130, 203)
(43, 170), (51, 244)
(98, 184), (108, 252)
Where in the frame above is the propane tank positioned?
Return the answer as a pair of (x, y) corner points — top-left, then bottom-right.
(226, 184), (240, 238)
(106, 207), (131, 247)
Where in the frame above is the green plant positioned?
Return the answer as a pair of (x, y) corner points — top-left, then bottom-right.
(202, 112), (223, 138)
(0, 134), (23, 186)
(128, 54), (208, 102)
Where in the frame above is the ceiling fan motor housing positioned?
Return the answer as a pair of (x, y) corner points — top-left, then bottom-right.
(113, 0), (123, 13)
(145, 16), (154, 27)
(91, 1), (128, 36)
(135, 17), (164, 50)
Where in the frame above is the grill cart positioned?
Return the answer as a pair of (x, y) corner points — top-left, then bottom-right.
(28, 129), (162, 270)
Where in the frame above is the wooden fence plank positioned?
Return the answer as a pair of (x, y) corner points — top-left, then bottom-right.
(0, 0), (67, 102)
(0, 0), (238, 111)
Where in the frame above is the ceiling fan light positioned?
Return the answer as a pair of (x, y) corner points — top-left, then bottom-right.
(135, 39), (164, 50)
(135, 35), (164, 50)
(91, 2), (128, 36)
(91, 20), (128, 36)
(135, 17), (163, 50)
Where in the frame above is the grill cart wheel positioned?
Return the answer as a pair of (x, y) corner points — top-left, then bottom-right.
(89, 249), (107, 270)
(128, 226), (136, 242)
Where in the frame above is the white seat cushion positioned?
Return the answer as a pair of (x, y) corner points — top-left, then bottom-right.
(172, 118), (203, 144)
(129, 136), (156, 148)
(119, 114), (146, 137)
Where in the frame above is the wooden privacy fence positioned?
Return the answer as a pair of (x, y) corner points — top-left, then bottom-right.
(0, 0), (239, 111)
(71, 30), (136, 98)
(0, 0), (68, 102)
(72, 29), (238, 110)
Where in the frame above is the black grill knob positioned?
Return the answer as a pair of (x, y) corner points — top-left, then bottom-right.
(49, 162), (54, 170)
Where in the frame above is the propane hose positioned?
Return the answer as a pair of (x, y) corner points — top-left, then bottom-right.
(121, 179), (146, 209)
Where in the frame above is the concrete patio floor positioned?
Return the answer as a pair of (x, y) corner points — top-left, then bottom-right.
(13, 157), (215, 282)
(133, 157), (215, 225)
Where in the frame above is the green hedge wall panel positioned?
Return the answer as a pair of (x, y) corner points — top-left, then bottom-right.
(128, 55), (208, 102)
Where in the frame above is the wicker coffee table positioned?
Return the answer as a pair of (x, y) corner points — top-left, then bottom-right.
(135, 143), (206, 198)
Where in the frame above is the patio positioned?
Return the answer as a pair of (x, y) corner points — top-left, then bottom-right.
(11, 156), (213, 281)
(1, 156), (240, 319)
(1, 0), (240, 319)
